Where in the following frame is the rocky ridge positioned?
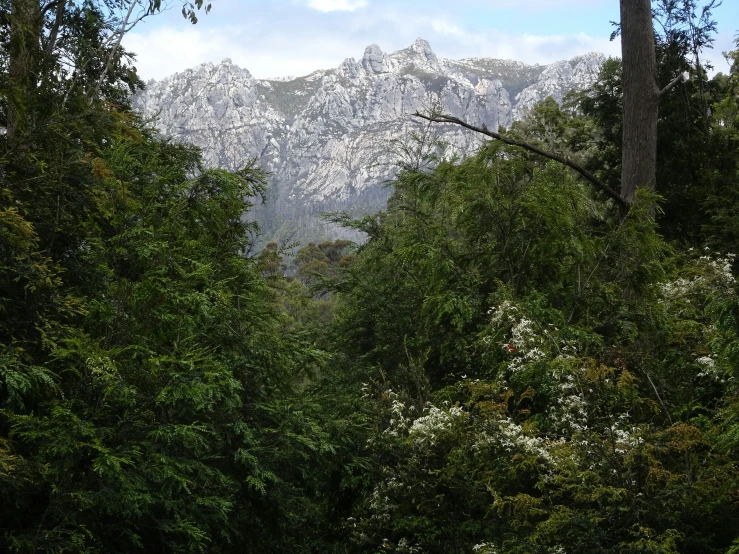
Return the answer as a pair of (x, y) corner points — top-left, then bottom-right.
(134, 39), (604, 243)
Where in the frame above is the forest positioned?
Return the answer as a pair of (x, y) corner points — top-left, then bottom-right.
(1, 0), (738, 552)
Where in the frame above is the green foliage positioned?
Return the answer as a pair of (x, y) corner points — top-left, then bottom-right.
(0, 3), (335, 548)
(2, 3), (739, 553)
(1, 123), (337, 551)
(331, 144), (611, 389)
(326, 137), (739, 552)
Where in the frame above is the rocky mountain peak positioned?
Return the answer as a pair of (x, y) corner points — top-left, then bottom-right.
(361, 44), (391, 74)
(382, 37), (442, 74)
(339, 57), (363, 79)
(413, 37), (433, 51)
(409, 37), (441, 71)
(135, 41), (604, 244)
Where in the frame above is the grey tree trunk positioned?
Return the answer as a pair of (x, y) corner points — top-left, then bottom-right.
(620, 0), (660, 208)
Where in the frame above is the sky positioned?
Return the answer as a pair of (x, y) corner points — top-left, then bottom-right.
(123, 0), (737, 82)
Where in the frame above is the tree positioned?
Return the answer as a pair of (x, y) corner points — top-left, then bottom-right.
(619, 0), (660, 205)
(415, 1), (698, 218)
(0, 1), (344, 551)
(576, 16), (736, 245)
(2, 0), (212, 141)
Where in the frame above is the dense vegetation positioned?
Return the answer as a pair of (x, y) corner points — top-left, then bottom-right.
(1, 0), (739, 552)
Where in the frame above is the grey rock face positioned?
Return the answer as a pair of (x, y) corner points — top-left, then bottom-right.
(134, 40), (604, 243)
(512, 54), (605, 119)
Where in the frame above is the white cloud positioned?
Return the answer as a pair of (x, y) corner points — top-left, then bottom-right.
(124, 18), (624, 82)
(365, 11), (622, 66)
(124, 25), (361, 80)
(305, 0), (368, 12)
(704, 31), (735, 76)
(124, 27), (233, 81)
(121, 0), (628, 81)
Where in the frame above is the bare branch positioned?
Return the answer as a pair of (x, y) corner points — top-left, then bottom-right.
(659, 71), (689, 96)
(93, 0), (139, 100)
(39, 0), (63, 18)
(44, 0), (66, 56)
(413, 111), (628, 209)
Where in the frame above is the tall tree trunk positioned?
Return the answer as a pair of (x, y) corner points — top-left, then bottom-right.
(7, 0), (41, 141)
(620, 0), (660, 208)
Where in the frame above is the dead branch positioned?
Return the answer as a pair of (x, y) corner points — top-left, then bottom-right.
(93, 0), (139, 99)
(44, 0), (66, 56)
(413, 111), (628, 209)
(660, 71), (689, 96)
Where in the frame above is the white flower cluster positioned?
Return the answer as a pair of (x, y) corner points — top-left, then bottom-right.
(487, 301), (549, 372)
(508, 318), (547, 370)
(380, 390), (463, 445)
(499, 417), (553, 462)
(368, 485), (395, 522)
(549, 372), (589, 433)
(395, 537), (424, 553)
(695, 354), (730, 383)
(383, 390), (413, 437)
(474, 415), (553, 464)
(660, 253), (736, 301)
(608, 419), (644, 456)
(696, 355), (716, 372)
(657, 252), (736, 383)
(409, 403), (464, 445)
(660, 277), (694, 299)
(488, 300), (517, 325)
(369, 478), (416, 526)
(472, 542), (499, 554)
(706, 254), (736, 286)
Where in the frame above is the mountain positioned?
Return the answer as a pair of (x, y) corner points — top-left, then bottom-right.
(134, 39), (605, 244)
